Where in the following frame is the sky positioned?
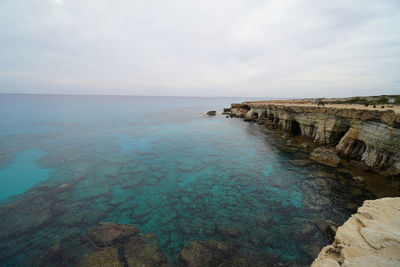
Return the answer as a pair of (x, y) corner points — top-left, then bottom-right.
(0, 0), (399, 98)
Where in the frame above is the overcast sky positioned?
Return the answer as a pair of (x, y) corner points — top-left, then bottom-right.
(0, 0), (399, 98)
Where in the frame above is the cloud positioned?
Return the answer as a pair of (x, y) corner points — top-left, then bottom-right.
(0, 0), (399, 97)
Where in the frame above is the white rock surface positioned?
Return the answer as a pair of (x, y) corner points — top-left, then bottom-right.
(312, 197), (400, 267)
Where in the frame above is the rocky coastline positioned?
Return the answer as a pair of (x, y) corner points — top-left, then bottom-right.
(226, 101), (400, 266)
(227, 102), (400, 177)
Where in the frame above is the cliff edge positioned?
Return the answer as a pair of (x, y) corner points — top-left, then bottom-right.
(229, 102), (400, 176)
(312, 197), (400, 267)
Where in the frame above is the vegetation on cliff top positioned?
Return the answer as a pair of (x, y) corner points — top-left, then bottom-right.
(328, 95), (400, 105)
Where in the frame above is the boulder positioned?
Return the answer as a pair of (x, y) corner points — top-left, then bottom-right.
(86, 222), (139, 247)
(206, 111), (216, 116)
(310, 147), (341, 167)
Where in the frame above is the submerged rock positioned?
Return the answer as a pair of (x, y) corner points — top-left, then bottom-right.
(179, 240), (249, 267)
(0, 195), (53, 239)
(217, 226), (241, 238)
(79, 247), (123, 267)
(312, 197), (400, 267)
(124, 233), (169, 267)
(86, 222), (140, 247)
(43, 243), (64, 261)
(79, 222), (170, 267)
(310, 147), (341, 167)
(292, 159), (313, 167)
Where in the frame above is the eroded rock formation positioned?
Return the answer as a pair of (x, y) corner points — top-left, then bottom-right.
(230, 102), (400, 176)
(230, 103), (250, 118)
(312, 197), (400, 267)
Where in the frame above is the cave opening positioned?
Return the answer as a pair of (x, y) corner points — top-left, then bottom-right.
(290, 120), (301, 135)
(330, 125), (351, 146)
(269, 114), (274, 122)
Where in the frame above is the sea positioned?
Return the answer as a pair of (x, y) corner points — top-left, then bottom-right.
(0, 94), (395, 266)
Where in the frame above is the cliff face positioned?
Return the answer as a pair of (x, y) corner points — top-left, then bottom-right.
(311, 197), (400, 267)
(231, 103), (400, 175)
(230, 103), (250, 118)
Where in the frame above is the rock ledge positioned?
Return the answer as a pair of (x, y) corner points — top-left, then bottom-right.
(312, 197), (400, 267)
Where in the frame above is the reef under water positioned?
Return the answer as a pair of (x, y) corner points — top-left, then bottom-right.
(0, 94), (398, 266)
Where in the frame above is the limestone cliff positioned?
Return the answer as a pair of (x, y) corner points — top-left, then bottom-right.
(230, 103), (250, 118)
(231, 103), (400, 175)
(311, 197), (400, 267)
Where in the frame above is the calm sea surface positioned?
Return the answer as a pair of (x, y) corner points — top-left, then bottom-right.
(0, 94), (389, 266)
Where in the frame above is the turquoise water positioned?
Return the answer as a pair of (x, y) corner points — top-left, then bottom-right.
(0, 94), (375, 266)
(0, 149), (51, 203)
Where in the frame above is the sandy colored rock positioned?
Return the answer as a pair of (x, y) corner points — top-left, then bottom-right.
(312, 197), (400, 267)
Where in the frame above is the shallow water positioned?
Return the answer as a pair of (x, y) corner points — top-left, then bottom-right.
(0, 94), (397, 266)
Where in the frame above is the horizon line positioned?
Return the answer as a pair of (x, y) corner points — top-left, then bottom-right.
(0, 92), (278, 99)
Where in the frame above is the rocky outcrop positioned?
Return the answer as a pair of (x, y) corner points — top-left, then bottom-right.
(336, 121), (400, 175)
(310, 147), (341, 167)
(312, 197), (400, 267)
(236, 102), (400, 175)
(230, 103), (250, 118)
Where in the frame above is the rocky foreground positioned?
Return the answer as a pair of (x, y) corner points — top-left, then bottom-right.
(228, 101), (400, 176)
(36, 198), (400, 267)
(35, 222), (282, 267)
(312, 197), (400, 267)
